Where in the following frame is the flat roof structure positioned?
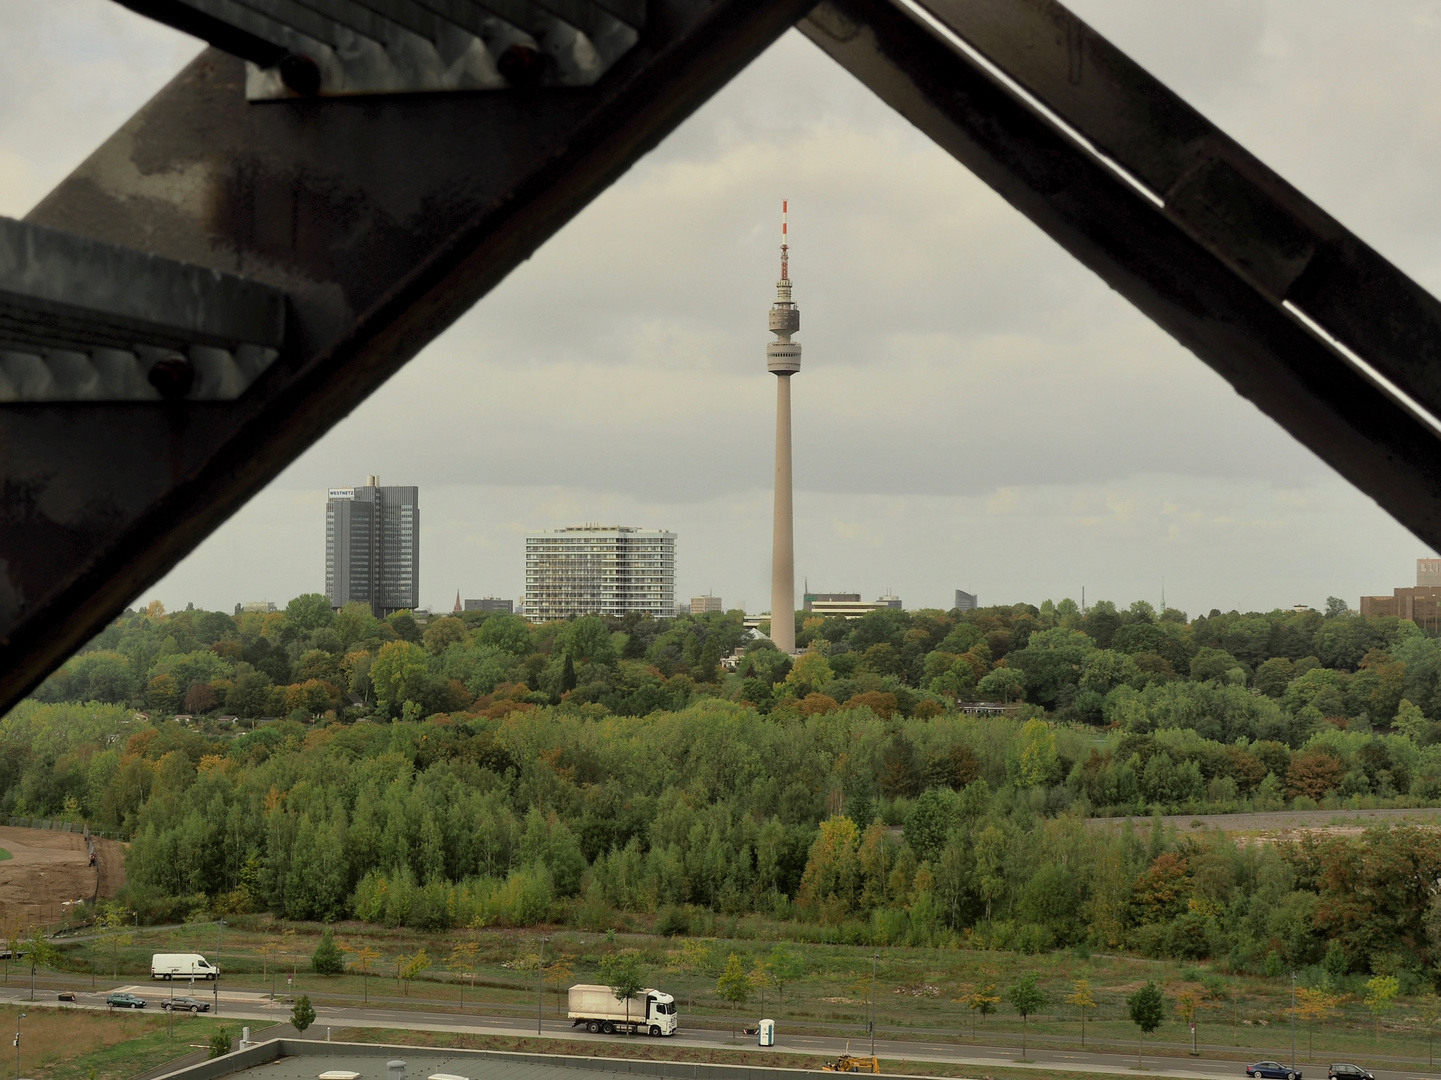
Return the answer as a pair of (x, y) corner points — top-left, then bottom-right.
(151, 1041), (866, 1080)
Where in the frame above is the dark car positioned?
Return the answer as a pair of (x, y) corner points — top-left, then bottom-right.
(1328, 1067), (1373, 1080)
(1247, 1063), (1300, 1080)
(106, 992), (146, 1009)
(161, 996), (210, 1013)
(56, 992), (75, 1002)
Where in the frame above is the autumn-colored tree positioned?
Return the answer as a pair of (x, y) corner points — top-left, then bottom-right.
(1066, 978), (1096, 1046)
(446, 941), (479, 1011)
(1286, 751), (1344, 800)
(1130, 851), (1192, 924)
(1175, 987), (1204, 1055)
(959, 980), (1001, 1037)
(796, 816), (862, 918)
(1295, 986), (1342, 1059)
(343, 942), (380, 1004)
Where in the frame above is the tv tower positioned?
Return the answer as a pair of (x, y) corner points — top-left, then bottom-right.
(767, 201), (801, 654)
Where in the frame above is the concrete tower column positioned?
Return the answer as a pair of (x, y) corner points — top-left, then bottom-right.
(771, 372), (795, 653)
(766, 202), (801, 654)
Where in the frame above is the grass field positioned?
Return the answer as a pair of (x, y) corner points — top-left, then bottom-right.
(0, 1003), (271, 1080)
(42, 919), (1441, 1069)
(334, 1028), (1181, 1080)
(0, 846), (14, 860)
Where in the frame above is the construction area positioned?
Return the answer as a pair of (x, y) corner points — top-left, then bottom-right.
(0, 825), (125, 928)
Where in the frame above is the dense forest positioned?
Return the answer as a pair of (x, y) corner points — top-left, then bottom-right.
(11, 595), (1441, 982)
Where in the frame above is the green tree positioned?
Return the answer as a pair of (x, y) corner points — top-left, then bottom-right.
(208, 1029), (232, 1059)
(716, 952), (750, 1039)
(285, 594), (334, 634)
(1365, 975), (1400, 1044)
(1005, 973), (1049, 1059)
(370, 640), (430, 718)
(1127, 981), (1166, 1068)
(310, 930), (343, 976)
(601, 950), (645, 1029)
(290, 994), (316, 1035)
(1414, 992), (1441, 1067)
(768, 946), (804, 1013)
(22, 926), (61, 1002)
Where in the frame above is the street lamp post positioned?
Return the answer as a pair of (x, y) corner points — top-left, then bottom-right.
(537, 937), (548, 1036)
(870, 952), (877, 1057)
(1290, 972), (1296, 1067)
(13, 1011), (24, 1080)
(215, 920), (226, 1017)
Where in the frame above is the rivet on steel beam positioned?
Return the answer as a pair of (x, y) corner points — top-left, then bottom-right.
(498, 45), (546, 89)
(279, 54), (323, 96)
(147, 356), (196, 400)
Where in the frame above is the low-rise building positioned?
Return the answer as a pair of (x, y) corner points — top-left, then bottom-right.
(465, 597), (514, 613)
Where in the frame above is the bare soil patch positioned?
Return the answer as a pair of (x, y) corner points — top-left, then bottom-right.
(0, 826), (126, 928)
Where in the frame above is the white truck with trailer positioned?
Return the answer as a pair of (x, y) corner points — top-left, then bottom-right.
(568, 983), (678, 1036)
(150, 953), (220, 980)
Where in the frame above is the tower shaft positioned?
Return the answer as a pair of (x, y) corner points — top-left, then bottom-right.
(771, 373), (795, 654)
(766, 200), (800, 653)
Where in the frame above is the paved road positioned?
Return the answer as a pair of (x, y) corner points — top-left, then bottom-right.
(5, 984), (1440, 1080)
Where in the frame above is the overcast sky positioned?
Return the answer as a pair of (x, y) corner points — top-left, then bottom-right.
(4, 0), (1440, 618)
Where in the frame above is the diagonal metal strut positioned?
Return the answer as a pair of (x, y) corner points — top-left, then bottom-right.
(5, 0), (1441, 718)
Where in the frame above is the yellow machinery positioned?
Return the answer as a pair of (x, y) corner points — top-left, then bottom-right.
(822, 1046), (880, 1074)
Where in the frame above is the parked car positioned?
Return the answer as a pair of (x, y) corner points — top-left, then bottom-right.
(1327, 1067), (1373, 1080)
(1247, 1063), (1301, 1080)
(161, 996), (210, 1013)
(106, 992), (146, 1009)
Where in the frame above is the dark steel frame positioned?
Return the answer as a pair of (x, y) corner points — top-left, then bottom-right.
(3, 0), (1439, 712)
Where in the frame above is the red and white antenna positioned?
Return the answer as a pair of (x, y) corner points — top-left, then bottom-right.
(780, 199), (789, 281)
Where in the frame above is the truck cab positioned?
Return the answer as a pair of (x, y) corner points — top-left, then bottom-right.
(645, 991), (678, 1035)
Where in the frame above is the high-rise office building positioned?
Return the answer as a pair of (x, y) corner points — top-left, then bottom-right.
(524, 526), (675, 622)
(690, 595), (723, 614)
(325, 476), (419, 617)
(955, 590), (978, 612)
(1419, 559), (1441, 587)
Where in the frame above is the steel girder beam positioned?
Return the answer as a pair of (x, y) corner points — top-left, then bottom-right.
(800, 0), (1441, 548)
(0, 0), (813, 713)
(8, 0), (1441, 715)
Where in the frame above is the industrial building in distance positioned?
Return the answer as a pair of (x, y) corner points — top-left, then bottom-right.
(1361, 558), (1441, 631)
(802, 591), (902, 619)
(524, 525), (675, 622)
(325, 476), (419, 618)
(955, 589), (978, 612)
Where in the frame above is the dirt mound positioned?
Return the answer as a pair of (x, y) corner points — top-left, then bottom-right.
(0, 826), (125, 930)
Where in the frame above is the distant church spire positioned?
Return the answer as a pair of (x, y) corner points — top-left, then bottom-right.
(453, 590), (462, 614)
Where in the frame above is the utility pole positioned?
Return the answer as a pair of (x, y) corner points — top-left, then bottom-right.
(538, 936), (548, 1036)
(13, 1011), (23, 1080)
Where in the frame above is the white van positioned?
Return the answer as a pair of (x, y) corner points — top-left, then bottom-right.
(151, 953), (220, 980)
